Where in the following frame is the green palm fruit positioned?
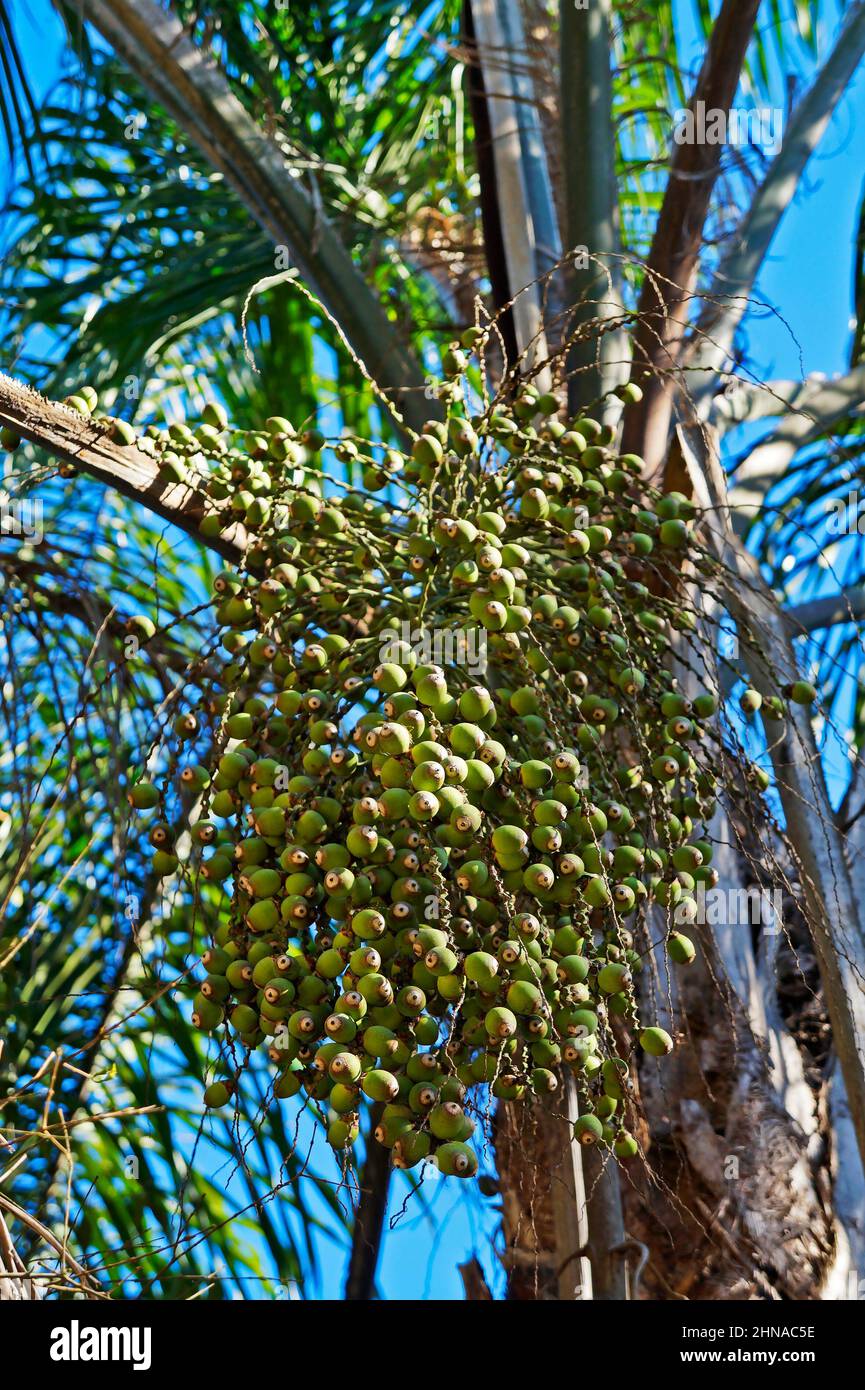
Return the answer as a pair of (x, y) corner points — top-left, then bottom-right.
(408, 790), (439, 821)
(202, 946), (231, 975)
(601, 1057), (628, 1092)
(327, 1117), (360, 1149)
(433, 972), (461, 1002)
(668, 932), (696, 965)
(460, 686), (494, 721)
(362, 1069), (400, 1102)
(572, 803), (608, 838)
(148, 821), (172, 850)
(424, 946), (458, 977)
(613, 845), (644, 876)
(337, 989), (367, 1022)
(747, 764), (771, 791)
(126, 349), (748, 1174)
(428, 1101), (467, 1141)
(436, 1141), (478, 1178)
(485, 1005), (517, 1039)
(523, 863), (555, 895)
(352, 909), (387, 941)
(692, 692), (717, 718)
(666, 715), (694, 741)
(436, 1080), (466, 1111)
(740, 688), (762, 715)
(640, 1026), (674, 1057)
(613, 1131), (639, 1159)
(762, 695), (785, 720)
(573, 1114), (604, 1146)
(314, 948), (344, 981)
(203, 1081), (234, 1108)
(329, 1082), (360, 1115)
(658, 517), (688, 548)
(274, 1069), (302, 1100)
(569, 1009), (599, 1038)
(582, 876), (611, 908)
(327, 1051), (362, 1084)
(506, 979), (542, 1014)
(463, 759), (495, 793)
(612, 883), (636, 912)
(287, 1010), (319, 1041)
(455, 859), (490, 893)
(245, 899), (278, 933)
(519, 759), (552, 790)
(552, 852), (581, 880)
(377, 788), (411, 820)
(393, 1131), (432, 1168)
(312, 1041), (341, 1075)
(225, 960), (252, 991)
(358, 974), (394, 1008)
(468, 1052), (497, 1083)
(373, 662), (408, 694)
(560, 1037), (593, 1070)
(408, 1081), (439, 1115)
(556, 954), (590, 985)
(664, 692), (692, 717)
(242, 867), (280, 899)
(465, 950), (498, 983)
(106, 416), (137, 446)
(350, 946), (382, 977)
(597, 962), (631, 995)
(412, 432), (444, 467)
(127, 780), (159, 810)
(396, 985), (426, 1017)
(192, 995), (224, 1031)
(375, 1106), (414, 1150)
(297, 973), (330, 1004)
(552, 923), (581, 955)
(360, 1024), (397, 1060)
(529, 1067), (558, 1095)
(411, 760), (446, 793)
(152, 850), (178, 877)
(552, 750), (581, 783)
(252, 956), (277, 990)
(451, 803), (482, 837)
(651, 753), (680, 781)
(625, 531), (653, 558)
(785, 679), (817, 705)
(671, 844), (703, 873)
(534, 798), (567, 827)
(229, 1003), (260, 1035)
(406, 1053), (441, 1085)
(491, 1076), (523, 1101)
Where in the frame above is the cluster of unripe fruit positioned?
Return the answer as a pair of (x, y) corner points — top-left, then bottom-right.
(40, 339), (813, 1180)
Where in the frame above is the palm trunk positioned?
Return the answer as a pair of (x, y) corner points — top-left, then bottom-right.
(344, 1109), (391, 1301)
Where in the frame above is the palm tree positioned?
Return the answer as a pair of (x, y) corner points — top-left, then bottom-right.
(2, 0), (865, 1300)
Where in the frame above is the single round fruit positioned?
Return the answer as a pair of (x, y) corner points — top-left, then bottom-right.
(640, 1026), (674, 1057)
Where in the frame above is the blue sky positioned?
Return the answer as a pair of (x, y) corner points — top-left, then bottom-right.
(4, 0), (865, 1301)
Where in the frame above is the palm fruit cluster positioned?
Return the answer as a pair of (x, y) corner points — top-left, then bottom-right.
(117, 345), (740, 1179)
